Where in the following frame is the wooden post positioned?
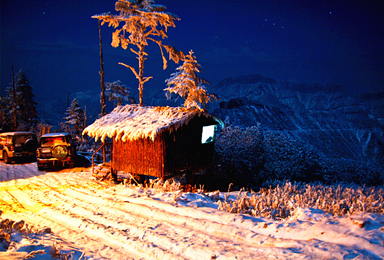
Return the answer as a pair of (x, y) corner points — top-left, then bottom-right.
(99, 20), (106, 116)
(102, 143), (106, 165)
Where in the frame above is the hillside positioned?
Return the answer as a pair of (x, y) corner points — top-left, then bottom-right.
(210, 75), (384, 167)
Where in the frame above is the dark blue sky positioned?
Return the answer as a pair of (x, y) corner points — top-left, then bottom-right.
(1, 0), (383, 103)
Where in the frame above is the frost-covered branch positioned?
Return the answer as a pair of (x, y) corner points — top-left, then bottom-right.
(93, 0), (182, 106)
(105, 80), (133, 106)
(164, 50), (216, 110)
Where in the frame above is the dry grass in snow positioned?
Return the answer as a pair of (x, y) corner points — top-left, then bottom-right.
(217, 181), (384, 220)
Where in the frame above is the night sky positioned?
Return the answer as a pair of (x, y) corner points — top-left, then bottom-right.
(1, 0), (383, 103)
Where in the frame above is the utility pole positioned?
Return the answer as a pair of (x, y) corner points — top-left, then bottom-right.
(99, 20), (106, 117)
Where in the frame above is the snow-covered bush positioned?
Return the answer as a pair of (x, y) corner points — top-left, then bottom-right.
(217, 181), (384, 219)
(262, 131), (323, 182)
(214, 125), (264, 187)
(213, 125), (384, 187)
(320, 158), (384, 186)
(214, 125), (323, 187)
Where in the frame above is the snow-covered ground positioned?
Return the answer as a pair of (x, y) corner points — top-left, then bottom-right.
(1, 162), (384, 259)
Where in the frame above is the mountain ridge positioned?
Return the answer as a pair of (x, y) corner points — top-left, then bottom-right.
(210, 74), (384, 166)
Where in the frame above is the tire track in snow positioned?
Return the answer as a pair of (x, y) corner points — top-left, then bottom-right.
(22, 180), (271, 259)
(2, 182), (173, 259)
(2, 172), (369, 259)
(22, 177), (352, 259)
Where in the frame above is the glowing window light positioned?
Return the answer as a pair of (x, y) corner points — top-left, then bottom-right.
(201, 125), (216, 144)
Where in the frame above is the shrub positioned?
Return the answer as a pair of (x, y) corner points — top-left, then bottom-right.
(217, 181), (384, 219)
(214, 125), (264, 188)
(214, 125), (323, 187)
(213, 125), (384, 187)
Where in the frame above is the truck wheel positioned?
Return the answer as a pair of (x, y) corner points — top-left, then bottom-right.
(37, 163), (44, 171)
(3, 151), (10, 164)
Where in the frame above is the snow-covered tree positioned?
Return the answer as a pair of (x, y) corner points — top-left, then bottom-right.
(93, 0), (184, 106)
(164, 50), (216, 111)
(105, 80), (134, 106)
(0, 96), (6, 131)
(63, 98), (85, 137)
(1, 70), (38, 131)
(15, 70), (39, 131)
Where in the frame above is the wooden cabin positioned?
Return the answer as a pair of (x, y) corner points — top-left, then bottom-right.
(83, 104), (219, 179)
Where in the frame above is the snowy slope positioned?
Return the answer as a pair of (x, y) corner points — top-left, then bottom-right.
(1, 162), (384, 259)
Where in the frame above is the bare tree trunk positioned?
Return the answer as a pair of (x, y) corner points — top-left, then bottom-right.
(12, 65), (17, 130)
(99, 20), (106, 116)
(138, 44), (145, 106)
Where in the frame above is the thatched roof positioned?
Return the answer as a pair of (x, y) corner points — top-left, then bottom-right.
(83, 104), (214, 142)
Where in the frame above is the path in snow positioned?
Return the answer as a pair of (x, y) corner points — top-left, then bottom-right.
(1, 162), (384, 259)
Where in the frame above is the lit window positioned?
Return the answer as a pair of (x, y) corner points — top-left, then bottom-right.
(201, 125), (215, 144)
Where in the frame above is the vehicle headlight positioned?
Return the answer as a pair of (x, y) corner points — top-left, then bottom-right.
(52, 145), (68, 159)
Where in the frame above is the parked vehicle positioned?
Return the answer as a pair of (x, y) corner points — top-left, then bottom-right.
(37, 132), (76, 170)
(0, 132), (38, 163)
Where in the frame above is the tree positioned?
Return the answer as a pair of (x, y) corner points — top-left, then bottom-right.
(0, 96), (6, 131)
(12, 65), (17, 130)
(164, 50), (216, 111)
(106, 80), (134, 106)
(92, 0), (183, 106)
(15, 70), (39, 131)
(63, 98), (85, 137)
(1, 69), (38, 131)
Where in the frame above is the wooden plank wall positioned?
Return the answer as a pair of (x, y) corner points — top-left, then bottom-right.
(113, 137), (164, 178)
(112, 115), (216, 179)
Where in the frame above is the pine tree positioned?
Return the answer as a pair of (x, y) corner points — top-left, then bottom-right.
(15, 70), (39, 131)
(0, 96), (6, 131)
(2, 86), (15, 131)
(164, 50), (216, 111)
(106, 80), (133, 106)
(1, 69), (38, 131)
(63, 98), (85, 137)
(92, 0), (184, 106)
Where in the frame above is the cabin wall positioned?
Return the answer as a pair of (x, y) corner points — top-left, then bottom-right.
(163, 116), (215, 177)
(112, 137), (164, 178)
(112, 115), (216, 179)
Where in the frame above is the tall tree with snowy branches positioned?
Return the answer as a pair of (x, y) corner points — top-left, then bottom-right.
(164, 50), (216, 111)
(92, 0), (184, 106)
(106, 80), (134, 106)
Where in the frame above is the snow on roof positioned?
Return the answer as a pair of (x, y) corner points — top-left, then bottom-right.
(0, 131), (35, 136)
(83, 104), (212, 142)
(41, 132), (71, 137)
